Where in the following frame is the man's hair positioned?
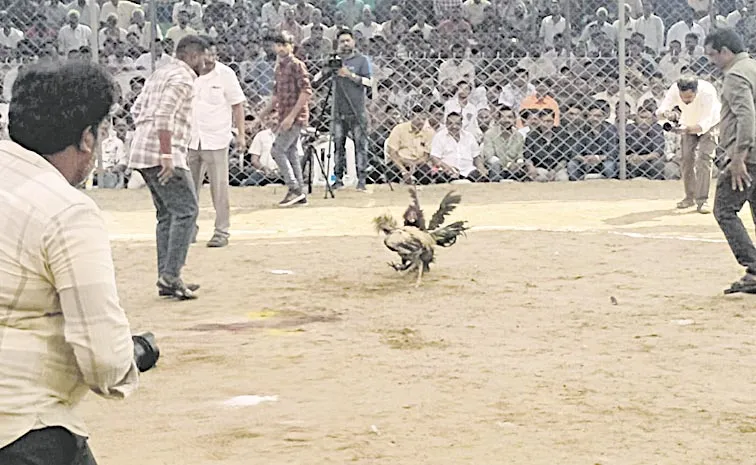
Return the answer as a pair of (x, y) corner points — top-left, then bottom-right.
(498, 105), (514, 113)
(175, 34), (209, 55)
(588, 100), (610, 115)
(704, 28), (745, 54)
(446, 111), (462, 119)
(685, 32), (699, 42)
(638, 99), (658, 114)
(266, 31), (294, 45)
(78, 45), (91, 53)
(336, 27), (354, 40)
(9, 61), (117, 155)
(677, 76), (698, 92)
(563, 99), (582, 111)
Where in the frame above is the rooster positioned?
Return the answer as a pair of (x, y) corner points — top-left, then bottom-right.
(373, 188), (468, 287)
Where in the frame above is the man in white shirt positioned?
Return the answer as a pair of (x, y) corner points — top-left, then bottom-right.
(430, 111), (486, 182)
(99, 118), (129, 188)
(58, 10), (92, 55)
(498, 67), (536, 113)
(166, 10), (197, 44)
(172, 0), (203, 29)
(100, 0), (139, 29)
(539, 0), (566, 49)
(634, 0), (664, 55)
(188, 36), (246, 248)
(261, 0), (290, 28)
(242, 111), (295, 186)
(0, 11), (23, 49)
(667, 7), (706, 49)
(0, 59), (139, 465)
(657, 76), (721, 213)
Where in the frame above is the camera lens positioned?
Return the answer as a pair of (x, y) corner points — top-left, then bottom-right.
(132, 332), (160, 373)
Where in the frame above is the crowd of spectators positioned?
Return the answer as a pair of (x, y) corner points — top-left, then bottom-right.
(0, 0), (748, 186)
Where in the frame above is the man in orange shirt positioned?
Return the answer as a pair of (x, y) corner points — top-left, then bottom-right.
(519, 77), (561, 127)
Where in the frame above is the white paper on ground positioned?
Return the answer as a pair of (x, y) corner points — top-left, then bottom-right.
(269, 270), (294, 275)
(222, 395), (279, 407)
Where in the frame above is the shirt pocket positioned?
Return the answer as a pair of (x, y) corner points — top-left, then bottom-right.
(203, 85), (225, 102)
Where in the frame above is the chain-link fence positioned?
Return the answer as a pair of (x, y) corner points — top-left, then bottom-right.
(0, 0), (744, 188)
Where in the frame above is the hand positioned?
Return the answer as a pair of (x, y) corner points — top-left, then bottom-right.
(729, 158), (753, 192)
(279, 115), (295, 132)
(627, 154), (642, 165)
(235, 133), (246, 152)
(663, 111), (679, 121)
(337, 66), (352, 79)
(262, 166), (277, 177)
(684, 125), (702, 134)
(158, 156), (175, 185)
(585, 155), (602, 165)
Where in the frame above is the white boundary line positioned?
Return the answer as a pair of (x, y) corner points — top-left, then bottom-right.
(108, 225), (726, 244)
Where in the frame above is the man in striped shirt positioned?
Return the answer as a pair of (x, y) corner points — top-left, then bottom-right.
(0, 61), (138, 465)
(128, 34), (208, 300)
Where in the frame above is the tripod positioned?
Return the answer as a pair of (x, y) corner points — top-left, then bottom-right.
(308, 63), (394, 194)
(301, 77), (337, 198)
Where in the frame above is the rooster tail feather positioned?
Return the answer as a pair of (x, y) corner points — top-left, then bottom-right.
(428, 191), (462, 230)
(431, 221), (468, 247)
(373, 213), (398, 234)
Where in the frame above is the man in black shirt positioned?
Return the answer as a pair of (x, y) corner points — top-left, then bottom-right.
(567, 100), (619, 180)
(523, 109), (570, 182)
(626, 100), (666, 179)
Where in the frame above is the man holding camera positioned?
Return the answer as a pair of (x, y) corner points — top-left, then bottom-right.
(657, 75), (721, 213)
(330, 28), (372, 191)
(0, 61), (140, 464)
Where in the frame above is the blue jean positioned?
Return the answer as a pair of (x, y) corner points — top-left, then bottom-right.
(271, 124), (304, 193)
(138, 167), (198, 280)
(333, 116), (368, 182)
(567, 159), (618, 181)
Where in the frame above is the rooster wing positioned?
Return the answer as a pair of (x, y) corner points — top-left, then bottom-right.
(428, 191), (462, 231)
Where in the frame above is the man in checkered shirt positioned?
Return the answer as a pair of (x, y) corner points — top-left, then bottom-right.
(259, 31), (313, 207)
(128, 35), (208, 300)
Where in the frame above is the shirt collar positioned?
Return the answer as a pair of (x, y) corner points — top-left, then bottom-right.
(0, 140), (69, 182)
(725, 52), (750, 72)
(172, 56), (198, 78)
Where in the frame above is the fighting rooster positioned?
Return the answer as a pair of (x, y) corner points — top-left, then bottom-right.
(373, 188), (469, 287)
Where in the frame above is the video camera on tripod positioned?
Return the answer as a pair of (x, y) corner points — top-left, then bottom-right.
(326, 53), (343, 70)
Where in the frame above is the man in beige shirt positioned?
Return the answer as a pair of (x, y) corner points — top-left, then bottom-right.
(0, 61), (139, 464)
(386, 104), (435, 184)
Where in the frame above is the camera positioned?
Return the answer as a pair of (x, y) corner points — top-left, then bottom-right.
(662, 120), (680, 132)
(326, 54), (343, 69)
(132, 332), (160, 373)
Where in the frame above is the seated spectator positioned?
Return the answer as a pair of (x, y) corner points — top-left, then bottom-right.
(98, 118), (129, 189)
(518, 42), (557, 80)
(240, 112), (289, 186)
(386, 104), (435, 184)
(128, 9), (162, 51)
(0, 11), (23, 50)
(380, 5), (409, 43)
(474, 106), (492, 143)
(593, 75), (636, 123)
(172, 0), (203, 30)
(567, 100), (618, 181)
(481, 106), (527, 182)
(659, 40), (685, 82)
(427, 101), (445, 132)
(99, 13), (127, 44)
(636, 72), (667, 108)
(580, 8), (617, 45)
(499, 67), (536, 116)
(280, 6), (304, 45)
(438, 42), (475, 86)
(444, 80), (484, 135)
(436, 7), (472, 47)
(124, 31), (145, 58)
(523, 109), (569, 182)
(409, 11), (433, 40)
(430, 111), (487, 182)
(683, 32), (704, 63)
(107, 41), (134, 71)
(544, 33), (575, 71)
(58, 9), (91, 55)
(300, 23), (332, 56)
(134, 38), (172, 70)
(625, 100), (666, 179)
(353, 6), (381, 41)
(520, 77), (560, 126)
(293, 0), (315, 25)
(165, 10), (197, 44)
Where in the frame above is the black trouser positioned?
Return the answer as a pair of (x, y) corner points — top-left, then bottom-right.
(0, 427), (97, 465)
(713, 163), (756, 275)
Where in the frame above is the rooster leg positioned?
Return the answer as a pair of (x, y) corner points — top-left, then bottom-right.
(414, 264), (424, 288)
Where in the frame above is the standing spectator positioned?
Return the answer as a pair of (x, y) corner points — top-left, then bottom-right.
(434, 0), (463, 20)
(258, 31), (312, 206)
(544, 33), (575, 71)
(409, 11), (434, 40)
(280, 7), (304, 44)
(262, 0), (290, 28)
(128, 35), (209, 299)
(302, 8), (325, 39)
(444, 80), (483, 135)
(337, 0), (365, 28)
(567, 100), (619, 180)
(293, 0), (315, 25)
(187, 36), (246, 248)
(613, 4), (637, 39)
(436, 7), (473, 46)
(482, 106), (527, 182)
(430, 111), (487, 182)
(100, 0), (139, 30)
(99, 13), (127, 45)
(380, 5), (409, 42)
(657, 76), (721, 213)
(166, 10), (197, 44)
(325, 11), (350, 42)
(626, 101), (666, 179)
(0, 11), (23, 49)
(300, 23), (332, 56)
(128, 8), (162, 51)
(462, 0), (491, 29)
(539, 0), (567, 49)
(683, 32), (704, 62)
(172, 0), (203, 30)
(65, 0), (99, 28)
(667, 7), (705, 49)
(386, 104), (436, 184)
(635, 0), (665, 55)
(580, 8), (617, 44)
(58, 10), (92, 55)
(518, 42), (558, 80)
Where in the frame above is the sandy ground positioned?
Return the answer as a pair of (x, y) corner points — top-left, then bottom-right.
(78, 180), (756, 465)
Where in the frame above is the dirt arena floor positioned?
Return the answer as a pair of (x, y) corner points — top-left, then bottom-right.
(79, 180), (756, 465)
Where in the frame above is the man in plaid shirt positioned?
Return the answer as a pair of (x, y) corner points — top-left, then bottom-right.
(128, 35), (208, 299)
(259, 31), (313, 207)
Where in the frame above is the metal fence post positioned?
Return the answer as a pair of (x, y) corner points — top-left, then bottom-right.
(617, 0), (627, 181)
(90, 0), (103, 188)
